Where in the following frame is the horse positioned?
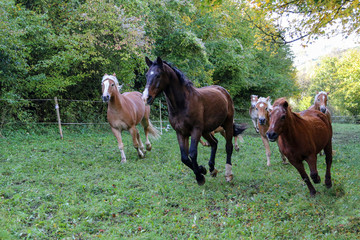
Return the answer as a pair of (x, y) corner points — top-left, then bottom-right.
(101, 73), (159, 163)
(199, 124), (247, 152)
(142, 57), (246, 185)
(308, 91), (331, 122)
(249, 95), (259, 133)
(255, 97), (287, 166)
(266, 98), (333, 196)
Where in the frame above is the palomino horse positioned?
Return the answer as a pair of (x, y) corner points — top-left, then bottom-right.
(199, 124), (247, 152)
(308, 91), (331, 122)
(249, 95), (259, 133)
(255, 97), (287, 166)
(142, 57), (246, 185)
(266, 98), (333, 196)
(101, 73), (159, 163)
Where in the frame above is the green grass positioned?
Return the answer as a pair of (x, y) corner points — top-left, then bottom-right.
(0, 123), (359, 239)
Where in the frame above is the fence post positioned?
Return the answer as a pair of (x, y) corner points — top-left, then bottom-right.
(159, 99), (162, 135)
(54, 97), (63, 139)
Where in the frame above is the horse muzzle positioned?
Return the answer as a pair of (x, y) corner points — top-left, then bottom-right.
(259, 118), (266, 125)
(266, 131), (278, 142)
(102, 95), (110, 103)
(320, 107), (327, 114)
(146, 95), (154, 105)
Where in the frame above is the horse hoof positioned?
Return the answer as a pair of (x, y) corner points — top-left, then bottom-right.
(121, 158), (127, 163)
(196, 174), (206, 186)
(199, 165), (207, 175)
(325, 180), (332, 188)
(282, 161), (289, 165)
(146, 144), (152, 151)
(210, 169), (218, 177)
(310, 191), (317, 197)
(225, 174), (233, 182)
(235, 146), (239, 152)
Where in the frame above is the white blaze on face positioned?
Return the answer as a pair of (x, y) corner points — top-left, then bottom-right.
(102, 80), (110, 96)
(142, 87), (149, 102)
(259, 103), (264, 108)
(150, 71), (154, 75)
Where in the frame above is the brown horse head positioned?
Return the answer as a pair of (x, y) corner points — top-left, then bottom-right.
(142, 56), (170, 105)
(101, 73), (121, 103)
(266, 98), (289, 142)
(256, 96), (272, 126)
(250, 95), (258, 108)
(314, 91), (329, 114)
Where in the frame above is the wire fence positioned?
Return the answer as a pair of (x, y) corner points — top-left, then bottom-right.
(1, 98), (359, 129)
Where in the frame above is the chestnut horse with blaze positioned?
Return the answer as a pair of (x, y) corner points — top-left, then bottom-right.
(101, 73), (159, 163)
(266, 98), (333, 196)
(142, 57), (246, 185)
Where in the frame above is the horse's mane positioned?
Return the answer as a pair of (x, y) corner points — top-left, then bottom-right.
(163, 61), (193, 87)
(102, 74), (122, 92)
(257, 97), (273, 110)
(314, 91), (328, 104)
(273, 98), (303, 120)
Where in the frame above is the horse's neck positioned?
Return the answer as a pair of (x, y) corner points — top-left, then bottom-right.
(109, 91), (125, 111)
(164, 73), (190, 113)
(281, 112), (304, 145)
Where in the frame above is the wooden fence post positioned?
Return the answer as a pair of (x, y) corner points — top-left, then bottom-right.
(54, 97), (63, 139)
(159, 99), (162, 135)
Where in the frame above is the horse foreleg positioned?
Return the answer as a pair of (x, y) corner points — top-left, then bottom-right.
(306, 155), (321, 184)
(323, 141), (333, 188)
(111, 127), (126, 163)
(141, 115), (152, 151)
(177, 134), (193, 170)
(129, 127), (145, 159)
(261, 135), (271, 166)
(252, 119), (259, 133)
(189, 130), (207, 185)
(291, 159), (317, 196)
(202, 132), (218, 177)
(276, 140), (288, 164)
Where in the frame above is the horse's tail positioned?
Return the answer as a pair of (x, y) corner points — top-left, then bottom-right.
(233, 123), (247, 137)
(147, 120), (160, 139)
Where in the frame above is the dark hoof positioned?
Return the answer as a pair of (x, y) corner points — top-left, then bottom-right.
(235, 146), (240, 152)
(325, 179), (332, 188)
(310, 191), (318, 197)
(312, 175), (321, 184)
(199, 165), (207, 175)
(196, 174), (206, 186)
(146, 144), (152, 151)
(210, 169), (218, 177)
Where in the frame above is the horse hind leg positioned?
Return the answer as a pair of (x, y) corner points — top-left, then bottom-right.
(129, 127), (145, 158)
(291, 160), (317, 196)
(140, 113), (154, 151)
(202, 132), (218, 177)
(261, 135), (271, 166)
(323, 141), (333, 188)
(111, 127), (127, 163)
(223, 121), (234, 182)
(306, 154), (321, 184)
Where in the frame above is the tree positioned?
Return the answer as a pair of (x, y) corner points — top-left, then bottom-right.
(246, 0), (360, 46)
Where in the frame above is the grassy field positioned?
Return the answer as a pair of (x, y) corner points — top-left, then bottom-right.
(0, 123), (359, 239)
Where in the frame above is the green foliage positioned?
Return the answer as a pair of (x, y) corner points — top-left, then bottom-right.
(307, 48), (360, 115)
(0, 124), (359, 238)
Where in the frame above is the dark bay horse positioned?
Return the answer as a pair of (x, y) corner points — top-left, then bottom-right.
(266, 98), (333, 196)
(101, 73), (159, 163)
(255, 97), (287, 166)
(142, 57), (245, 185)
(308, 91), (331, 123)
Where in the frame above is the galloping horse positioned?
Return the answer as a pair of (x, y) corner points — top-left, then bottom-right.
(308, 91), (331, 122)
(266, 98), (333, 196)
(199, 124), (247, 152)
(255, 97), (287, 166)
(101, 73), (159, 163)
(249, 95), (259, 133)
(142, 57), (246, 185)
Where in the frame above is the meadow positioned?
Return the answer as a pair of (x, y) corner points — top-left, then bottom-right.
(0, 123), (359, 239)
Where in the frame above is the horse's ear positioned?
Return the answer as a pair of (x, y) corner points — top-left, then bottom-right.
(266, 96), (270, 101)
(112, 73), (116, 76)
(156, 56), (164, 69)
(145, 56), (153, 67)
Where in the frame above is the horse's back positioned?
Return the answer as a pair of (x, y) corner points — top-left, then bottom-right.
(196, 85), (234, 131)
(122, 91), (147, 122)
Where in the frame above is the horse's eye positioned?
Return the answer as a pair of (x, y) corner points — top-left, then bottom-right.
(265, 107), (268, 110)
(281, 115), (285, 120)
(111, 83), (115, 87)
(317, 99), (320, 101)
(255, 108), (258, 111)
